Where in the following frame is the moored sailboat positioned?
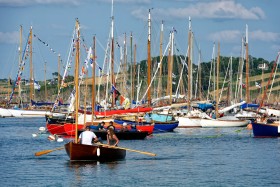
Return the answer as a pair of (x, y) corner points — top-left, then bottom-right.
(64, 17), (126, 161)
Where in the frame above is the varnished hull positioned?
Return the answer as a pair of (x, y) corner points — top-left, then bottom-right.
(79, 130), (149, 140)
(64, 142), (126, 161)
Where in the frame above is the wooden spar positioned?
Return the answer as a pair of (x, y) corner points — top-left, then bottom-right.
(216, 42), (220, 118)
(74, 19), (80, 143)
(92, 36), (96, 125)
(167, 32), (172, 104)
(187, 17), (192, 110)
(83, 69), (88, 126)
(198, 48), (202, 100)
(245, 24), (250, 104)
(123, 32), (127, 95)
(18, 25), (22, 105)
(29, 26), (34, 102)
(58, 54), (61, 95)
(147, 9), (152, 107)
(133, 44), (137, 101)
(258, 52), (280, 111)
(44, 62), (47, 102)
(130, 32), (134, 102)
(169, 32), (174, 105)
(110, 1), (115, 108)
(157, 20), (163, 101)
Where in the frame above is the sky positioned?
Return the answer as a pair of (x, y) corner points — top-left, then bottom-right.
(0, 0), (279, 81)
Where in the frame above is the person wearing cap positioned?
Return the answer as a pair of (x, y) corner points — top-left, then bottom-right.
(120, 122), (129, 132)
(78, 126), (98, 145)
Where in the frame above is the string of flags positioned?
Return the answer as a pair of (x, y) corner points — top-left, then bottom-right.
(33, 34), (58, 55)
(8, 32), (31, 104)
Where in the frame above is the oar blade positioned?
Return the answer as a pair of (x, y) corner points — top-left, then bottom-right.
(35, 147), (64, 156)
(35, 150), (53, 156)
(96, 143), (156, 157)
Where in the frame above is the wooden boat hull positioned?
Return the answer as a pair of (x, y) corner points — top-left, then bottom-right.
(0, 107), (50, 118)
(153, 121), (179, 132)
(252, 122), (280, 137)
(200, 118), (249, 128)
(81, 107), (153, 117)
(113, 119), (154, 134)
(46, 123), (67, 135)
(176, 116), (202, 128)
(64, 123), (85, 136)
(64, 142), (126, 161)
(46, 123), (84, 136)
(78, 130), (149, 140)
(0, 108), (13, 117)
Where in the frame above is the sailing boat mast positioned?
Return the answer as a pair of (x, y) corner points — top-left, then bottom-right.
(168, 31), (174, 105)
(245, 24), (250, 104)
(29, 26), (34, 103)
(147, 8), (152, 107)
(157, 20), (163, 101)
(110, 0), (115, 108)
(198, 48), (202, 100)
(130, 32), (134, 102)
(57, 54), (61, 95)
(92, 36), (96, 124)
(74, 19), (80, 143)
(187, 17), (192, 110)
(44, 62), (47, 101)
(216, 42), (220, 118)
(18, 25), (23, 106)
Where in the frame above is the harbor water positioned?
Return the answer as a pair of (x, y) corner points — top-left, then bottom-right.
(0, 117), (280, 186)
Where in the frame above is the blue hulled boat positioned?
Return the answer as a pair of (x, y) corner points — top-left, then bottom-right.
(252, 122), (280, 138)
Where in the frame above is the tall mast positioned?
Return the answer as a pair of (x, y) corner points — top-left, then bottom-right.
(83, 68), (88, 126)
(110, 0), (115, 108)
(157, 20), (163, 101)
(134, 44), (137, 103)
(29, 26), (34, 103)
(216, 42), (220, 118)
(18, 25), (23, 105)
(57, 54), (61, 96)
(187, 17), (192, 110)
(166, 32), (171, 103)
(92, 36), (96, 124)
(123, 33), (127, 95)
(229, 56), (232, 105)
(130, 32), (135, 102)
(168, 31), (174, 104)
(245, 24), (250, 103)
(44, 62), (47, 101)
(147, 8), (152, 107)
(74, 19), (80, 143)
(198, 48), (202, 100)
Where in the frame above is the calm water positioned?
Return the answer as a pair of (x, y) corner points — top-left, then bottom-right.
(0, 117), (280, 187)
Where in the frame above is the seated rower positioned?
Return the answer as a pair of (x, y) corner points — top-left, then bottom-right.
(78, 126), (98, 145)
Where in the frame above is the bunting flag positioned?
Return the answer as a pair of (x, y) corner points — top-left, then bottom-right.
(33, 34), (58, 55)
(111, 85), (120, 95)
(172, 27), (177, 33)
(255, 82), (261, 88)
(34, 80), (41, 91)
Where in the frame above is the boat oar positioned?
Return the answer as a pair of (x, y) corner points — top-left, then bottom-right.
(96, 143), (156, 157)
(34, 146), (64, 156)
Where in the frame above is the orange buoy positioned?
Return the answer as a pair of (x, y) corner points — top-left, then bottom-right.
(247, 123), (252, 130)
